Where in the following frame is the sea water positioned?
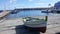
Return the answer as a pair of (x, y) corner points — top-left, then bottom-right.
(6, 10), (60, 19)
(7, 10), (47, 18)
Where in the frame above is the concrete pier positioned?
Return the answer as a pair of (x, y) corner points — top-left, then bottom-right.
(0, 14), (60, 34)
(0, 11), (11, 19)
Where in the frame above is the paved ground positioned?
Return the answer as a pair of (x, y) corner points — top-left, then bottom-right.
(0, 15), (60, 34)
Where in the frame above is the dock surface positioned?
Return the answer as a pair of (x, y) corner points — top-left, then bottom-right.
(0, 15), (60, 34)
(0, 11), (11, 19)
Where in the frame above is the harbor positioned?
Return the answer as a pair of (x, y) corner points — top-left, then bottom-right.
(0, 10), (60, 34)
(0, 0), (60, 34)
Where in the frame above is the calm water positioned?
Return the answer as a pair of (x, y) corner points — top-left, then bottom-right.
(6, 10), (60, 18)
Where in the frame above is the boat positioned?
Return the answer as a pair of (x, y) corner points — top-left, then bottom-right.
(23, 16), (48, 33)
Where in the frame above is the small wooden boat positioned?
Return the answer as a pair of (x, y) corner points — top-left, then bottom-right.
(23, 16), (48, 33)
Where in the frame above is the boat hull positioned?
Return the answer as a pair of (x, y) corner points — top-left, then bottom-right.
(24, 25), (46, 33)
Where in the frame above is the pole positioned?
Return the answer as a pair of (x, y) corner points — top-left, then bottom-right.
(45, 16), (48, 21)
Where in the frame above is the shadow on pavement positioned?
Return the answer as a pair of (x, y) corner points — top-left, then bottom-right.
(15, 25), (40, 34)
(55, 32), (60, 34)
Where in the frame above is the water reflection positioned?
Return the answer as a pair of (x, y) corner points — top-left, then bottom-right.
(15, 25), (40, 34)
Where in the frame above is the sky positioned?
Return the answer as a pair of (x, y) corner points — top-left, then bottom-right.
(0, 0), (60, 10)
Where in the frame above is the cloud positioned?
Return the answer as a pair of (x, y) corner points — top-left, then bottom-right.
(35, 2), (52, 5)
(35, 2), (48, 5)
(32, 2), (49, 7)
(9, 0), (17, 3)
